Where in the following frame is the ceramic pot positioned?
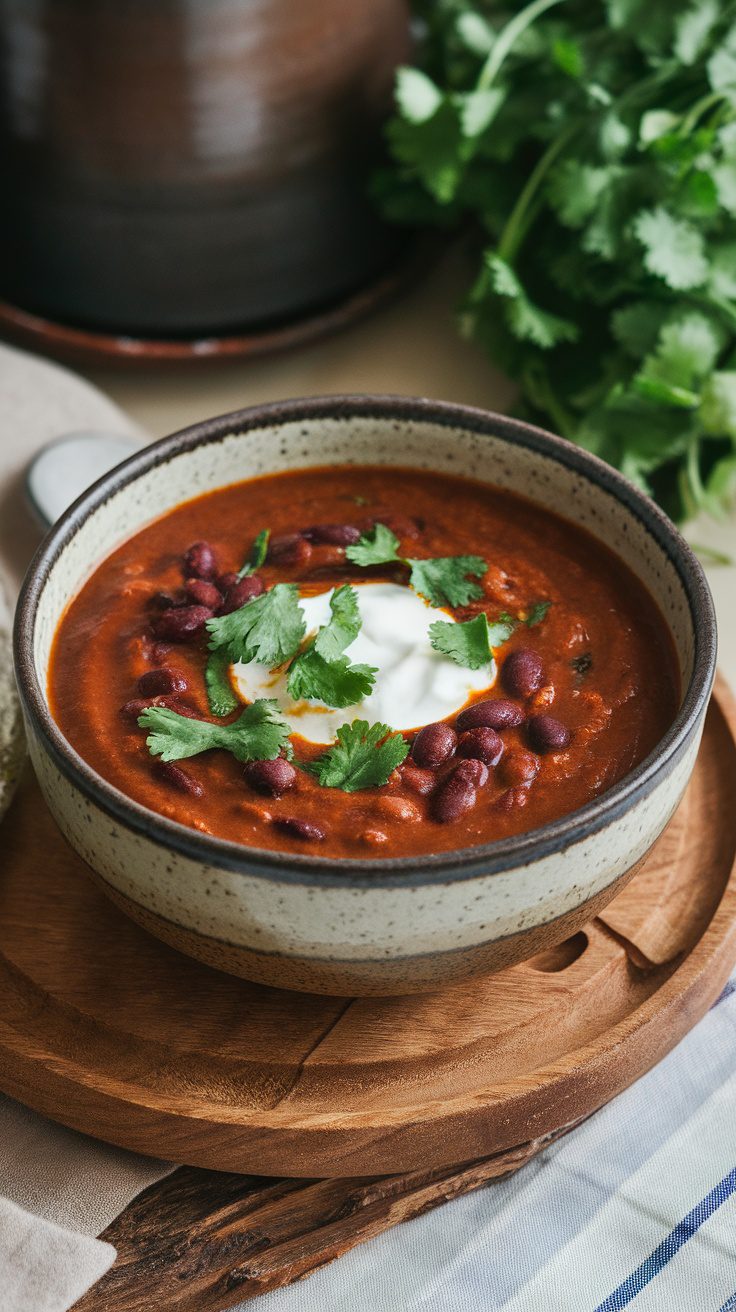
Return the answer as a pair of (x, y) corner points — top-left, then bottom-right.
(14, 397), (717, 995)
(0, 0), (410, 333)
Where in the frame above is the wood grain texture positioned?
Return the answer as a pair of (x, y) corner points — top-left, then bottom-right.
(0, 684), (735, 1182)
(75, 1127), (581, 1312)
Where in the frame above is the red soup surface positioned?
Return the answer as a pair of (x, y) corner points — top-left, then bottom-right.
(49, 465), (680, 859)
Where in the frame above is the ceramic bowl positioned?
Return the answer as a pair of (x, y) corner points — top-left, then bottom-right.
(13, 397), (717, 996)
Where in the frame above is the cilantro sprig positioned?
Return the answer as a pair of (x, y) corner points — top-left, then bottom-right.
(430, 599), (551, 669)
(286, 585), (377, 709)
(206, 583), (305, 667)
(346, 523), (487, 607)
(376, 0), (736, 521)
(429, 612), (515, 668)
(307, 720), (409, 791)
(139, 699), (291, 764)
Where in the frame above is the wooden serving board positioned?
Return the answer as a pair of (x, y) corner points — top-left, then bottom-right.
(1, 685), (735, 1310)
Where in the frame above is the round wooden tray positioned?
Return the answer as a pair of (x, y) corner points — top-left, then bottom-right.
(1, 683), (735, 1179)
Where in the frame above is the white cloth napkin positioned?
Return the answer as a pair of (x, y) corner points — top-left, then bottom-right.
(0, 345), (172, 1311)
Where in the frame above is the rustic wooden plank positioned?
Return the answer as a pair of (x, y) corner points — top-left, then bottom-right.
(76, 1128), (576, 1312)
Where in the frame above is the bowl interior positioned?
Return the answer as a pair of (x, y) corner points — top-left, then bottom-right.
(31, 409), (696, 718)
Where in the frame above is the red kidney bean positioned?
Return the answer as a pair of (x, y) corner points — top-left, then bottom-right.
(453, 758), (489, 788)
(267, 534), (313, 568)
(303, 523), (361, 545)
(399, 763), (437, 795)
(502, 649), (545, 699)
(412, 722), (457, 769)
(152, 604), (213, 641)
(527, 715), (571, 753)
(274, 816), (326, 841)
(153, 760), (204, 798)
(431, 774), (477, 823)
(156, 696), (199, 718)
(216, 571), (238, 593)
(184, 541), (217, 579)
(244, 758), (297, 797)
(137, 668), (188, 697)
(120, 697), (151, 722)
(185, 578), (222, 608)
(500, 749), (539, 787)
(218, 574), (264, 615)
(456, 698), (524, 732)
(147, 590), (185, 611)
(495, 785), (530, 812)
(457, 727), (503, 766)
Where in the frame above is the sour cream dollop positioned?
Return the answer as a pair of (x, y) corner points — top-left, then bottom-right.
(231, 581), (496, 746)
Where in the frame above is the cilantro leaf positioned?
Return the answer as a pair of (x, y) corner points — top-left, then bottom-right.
(140, 699), (291, 764)
(206, 584), (305, 668)
(484, 255), (578, 349)
(285, 585), (376, 708)
(345, 523), (401, 567)
(312, 585), (361, 661)
(307, 720), (409, 792)
(287, 651), (377, 709)
(205, 650), (239, 718)
(429, 612), (513, 669)
(525, 600), (552, 626)
(633, 208), (709, 291)
(237, 528), (270, 580)
(407, 555), (487, 607)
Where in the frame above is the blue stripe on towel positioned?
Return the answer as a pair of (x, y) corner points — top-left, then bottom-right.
(718, 1292), (736, 1312)
(593, 1167), (736, 1311)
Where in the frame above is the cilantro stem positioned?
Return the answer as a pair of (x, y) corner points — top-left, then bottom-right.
(497, 123), (580, 262)
(679, 91), (730, 137)
(477, 0), (567, 91)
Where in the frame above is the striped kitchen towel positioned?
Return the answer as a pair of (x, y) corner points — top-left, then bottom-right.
(253, 980), (736, 1312)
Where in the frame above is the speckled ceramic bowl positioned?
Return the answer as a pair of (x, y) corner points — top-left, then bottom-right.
(14, 397), (717, 996)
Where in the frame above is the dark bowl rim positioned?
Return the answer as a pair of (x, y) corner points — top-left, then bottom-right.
(13, 394), (717, 889)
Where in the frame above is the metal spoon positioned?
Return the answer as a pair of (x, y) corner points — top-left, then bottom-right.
(25, 430), (140, 528)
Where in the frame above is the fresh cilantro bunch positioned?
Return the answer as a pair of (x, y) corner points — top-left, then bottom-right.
(375, 0), (736, 521)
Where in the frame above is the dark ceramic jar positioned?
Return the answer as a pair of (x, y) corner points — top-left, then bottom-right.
(0, 0), (410, 334)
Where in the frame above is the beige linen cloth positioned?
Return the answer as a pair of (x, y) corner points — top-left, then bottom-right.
(0, 344), (173, 1311)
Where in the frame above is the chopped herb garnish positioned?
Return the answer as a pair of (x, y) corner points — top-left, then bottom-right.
(525, 601), (552, 627)
(206, 583), (305, 668)
(307, 719), (409, 792)
(345, 522), (402, 567)
(204, 649), (239, 717)
(237, 528), (270, 580)
(287, 651), (377, 708)
(429, 612), (514, 669)
(408, 555), (487, 607)
(346, 522), (487, 607)
(312, 585), (361, 661)
(286, 585), (377, 708)
(572, 651), (593, 677)
(139, 698), (291, 764)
